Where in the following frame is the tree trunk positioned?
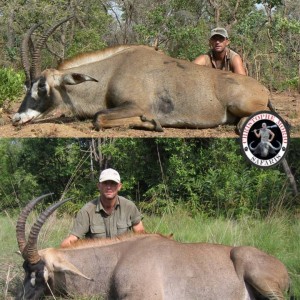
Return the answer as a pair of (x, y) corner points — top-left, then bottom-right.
(7, 10), (15, 49)
(281, 158), (298, 197)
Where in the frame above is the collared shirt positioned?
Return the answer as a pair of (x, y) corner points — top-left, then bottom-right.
(71, 196), (142, 239)
(204, 48), (239, 72)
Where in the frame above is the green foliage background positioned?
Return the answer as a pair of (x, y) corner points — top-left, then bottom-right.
(0, 0), (299, 101)
(0, 68), (24, 106)
(0, 138), (299, 218)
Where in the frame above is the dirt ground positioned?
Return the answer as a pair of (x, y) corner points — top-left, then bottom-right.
(0, 91), (299, 138)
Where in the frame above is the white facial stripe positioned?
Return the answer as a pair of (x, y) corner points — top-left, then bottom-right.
(43, 266), (49, 282)
(30, 272), (36, 287)
(29, 267), (48, 287)
(31, 80), (50, 100)
(31, 82), (39, 100)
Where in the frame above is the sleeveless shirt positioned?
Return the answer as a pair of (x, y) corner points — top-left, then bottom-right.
(204, 48), (239, 72)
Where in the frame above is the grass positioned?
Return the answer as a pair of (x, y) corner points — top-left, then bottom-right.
(1, 208), (299, 299)
(144, 209), (300, 297)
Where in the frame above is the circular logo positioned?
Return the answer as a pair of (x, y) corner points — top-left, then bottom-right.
(240, 111), (290, 168)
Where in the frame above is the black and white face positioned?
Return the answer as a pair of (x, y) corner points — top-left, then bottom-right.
(12, 70), (98, 125)
(12, 76), (53, 125)
(17, 260), (49, 300)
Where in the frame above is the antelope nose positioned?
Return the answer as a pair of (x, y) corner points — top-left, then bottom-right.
(12, 113), (21, 125)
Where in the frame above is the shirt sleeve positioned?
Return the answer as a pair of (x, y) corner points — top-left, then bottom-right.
(70, 209), (90, 239)
(130, 203), (142, 225)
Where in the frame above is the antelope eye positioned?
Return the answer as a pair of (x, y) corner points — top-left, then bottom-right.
(38, 82), (47, 91)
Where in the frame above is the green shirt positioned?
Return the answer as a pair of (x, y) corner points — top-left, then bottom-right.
(71, 196), (142, 239)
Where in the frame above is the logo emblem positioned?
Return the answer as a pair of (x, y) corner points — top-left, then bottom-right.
(240, 111), (289, 168)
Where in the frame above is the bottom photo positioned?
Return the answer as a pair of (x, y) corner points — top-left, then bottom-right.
(0, 138), (299, 299)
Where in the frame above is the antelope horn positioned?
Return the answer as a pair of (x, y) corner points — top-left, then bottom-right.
(24, 197), (72, 265)
(16, 193), (53, 254)
(30, 16), (74, 80)
(21, 23), (42, 88)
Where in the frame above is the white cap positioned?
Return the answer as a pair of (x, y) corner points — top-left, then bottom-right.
(99, 168), (121, 183)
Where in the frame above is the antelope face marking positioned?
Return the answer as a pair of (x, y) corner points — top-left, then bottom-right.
(12, 77), (52, 125)
(18, 261), (49, 300)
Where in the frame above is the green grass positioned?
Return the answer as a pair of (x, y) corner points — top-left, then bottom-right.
(1, 208), (299, 299)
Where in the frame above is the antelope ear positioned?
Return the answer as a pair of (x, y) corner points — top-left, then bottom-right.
(52, 259), (93, 281)
(62, 73), (98, 85)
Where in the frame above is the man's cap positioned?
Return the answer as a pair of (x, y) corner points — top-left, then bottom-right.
(210, 27), (229, 39)
(99, 168), (121, 183)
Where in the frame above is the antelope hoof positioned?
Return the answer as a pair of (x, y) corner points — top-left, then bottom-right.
(92, 112), (104, 131)
(140, 115), (163, 132)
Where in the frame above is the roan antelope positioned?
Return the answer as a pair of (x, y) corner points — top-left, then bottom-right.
(12, 18), (270, 132)
(16, 194), (289, 299)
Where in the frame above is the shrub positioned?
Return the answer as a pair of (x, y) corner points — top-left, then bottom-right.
(0, 68), (24, 107)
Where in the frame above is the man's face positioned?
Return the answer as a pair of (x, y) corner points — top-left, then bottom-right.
(209, 35), (230, 53)
(98, 180), (122, 200)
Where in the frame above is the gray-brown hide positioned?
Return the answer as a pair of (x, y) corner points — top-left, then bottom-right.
(17, 195), (289, 300)
(13, 21), (270, 131)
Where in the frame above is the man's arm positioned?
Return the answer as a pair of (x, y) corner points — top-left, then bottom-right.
(133, 221), (145, 233)
(269, 130), (275, 142)
(254, 129), (261, 138)
(232, 55), (246, 75)
(193, 54), (207, 66)
(60, 234), (79, 248)
(60, 207), (90, 248)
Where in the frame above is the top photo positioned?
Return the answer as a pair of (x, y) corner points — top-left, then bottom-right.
(0, 1), (299, 138)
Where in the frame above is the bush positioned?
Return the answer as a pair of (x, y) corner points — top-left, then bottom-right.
(0, 68), (24, 107)
(278, 77), (299, 91)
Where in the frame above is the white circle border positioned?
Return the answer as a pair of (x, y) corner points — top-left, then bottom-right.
(241, 111), (289, 168)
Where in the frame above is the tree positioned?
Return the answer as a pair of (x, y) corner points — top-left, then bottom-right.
(0, 0), (112, 68)
(0, 0), (299, 101)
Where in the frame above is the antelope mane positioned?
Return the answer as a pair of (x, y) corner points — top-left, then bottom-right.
(58, 45), (133, 70)
(62, 232), (168, 250)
